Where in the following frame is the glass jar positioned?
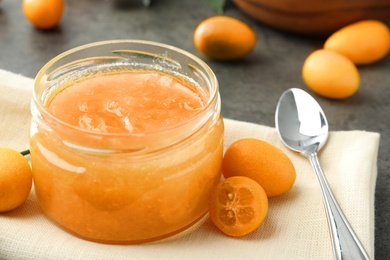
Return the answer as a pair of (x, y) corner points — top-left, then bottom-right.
(30, 40), (224, 244)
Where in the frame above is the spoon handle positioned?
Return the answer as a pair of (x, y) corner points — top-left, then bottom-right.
(308, 153), (370, 260)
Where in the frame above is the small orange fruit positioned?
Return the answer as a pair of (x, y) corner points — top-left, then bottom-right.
(324, 20), (390, 65)
(193, 16), (256, 60)
(222, 138), (296, 197)
(302, 49), (360, 99)
(22, 0), (64, 30)
(0, 148), (32, 212)
(208, 176), (268, 237)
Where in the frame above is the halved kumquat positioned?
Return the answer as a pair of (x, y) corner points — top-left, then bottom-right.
(208, 176), (268, 237)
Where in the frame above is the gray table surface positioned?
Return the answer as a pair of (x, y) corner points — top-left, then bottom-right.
(0, 0), (388, 259)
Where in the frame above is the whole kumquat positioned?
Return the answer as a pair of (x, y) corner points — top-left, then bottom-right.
(22, 0), (64, 30)
(222, 138), (296, 197)
(302, 49), (360, 99)
(0, 148), (32, 212)
(324, 20), (390, 65)
(193, 16), (256, 60)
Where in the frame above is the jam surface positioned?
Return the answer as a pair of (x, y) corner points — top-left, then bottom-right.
(49, 71), (205, 133)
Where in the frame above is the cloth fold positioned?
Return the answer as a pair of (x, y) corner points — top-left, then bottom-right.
(0, 69), (379, 259)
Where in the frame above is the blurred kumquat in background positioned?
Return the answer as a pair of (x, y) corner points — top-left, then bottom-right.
(22, 0), (64, 29)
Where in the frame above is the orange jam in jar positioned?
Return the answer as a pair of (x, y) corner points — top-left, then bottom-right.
(29, 40), (224, 244)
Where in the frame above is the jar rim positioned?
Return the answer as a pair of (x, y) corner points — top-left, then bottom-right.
(33, 40), (220, 141)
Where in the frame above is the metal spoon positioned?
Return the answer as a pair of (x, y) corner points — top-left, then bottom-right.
(275, 88), (370, 260)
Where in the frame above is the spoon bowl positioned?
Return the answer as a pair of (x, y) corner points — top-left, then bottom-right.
(275, 88), (370, 260)
(276, 88), (329, 155)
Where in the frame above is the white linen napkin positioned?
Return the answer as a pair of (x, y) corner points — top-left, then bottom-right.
(0, 69), (379, 259)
